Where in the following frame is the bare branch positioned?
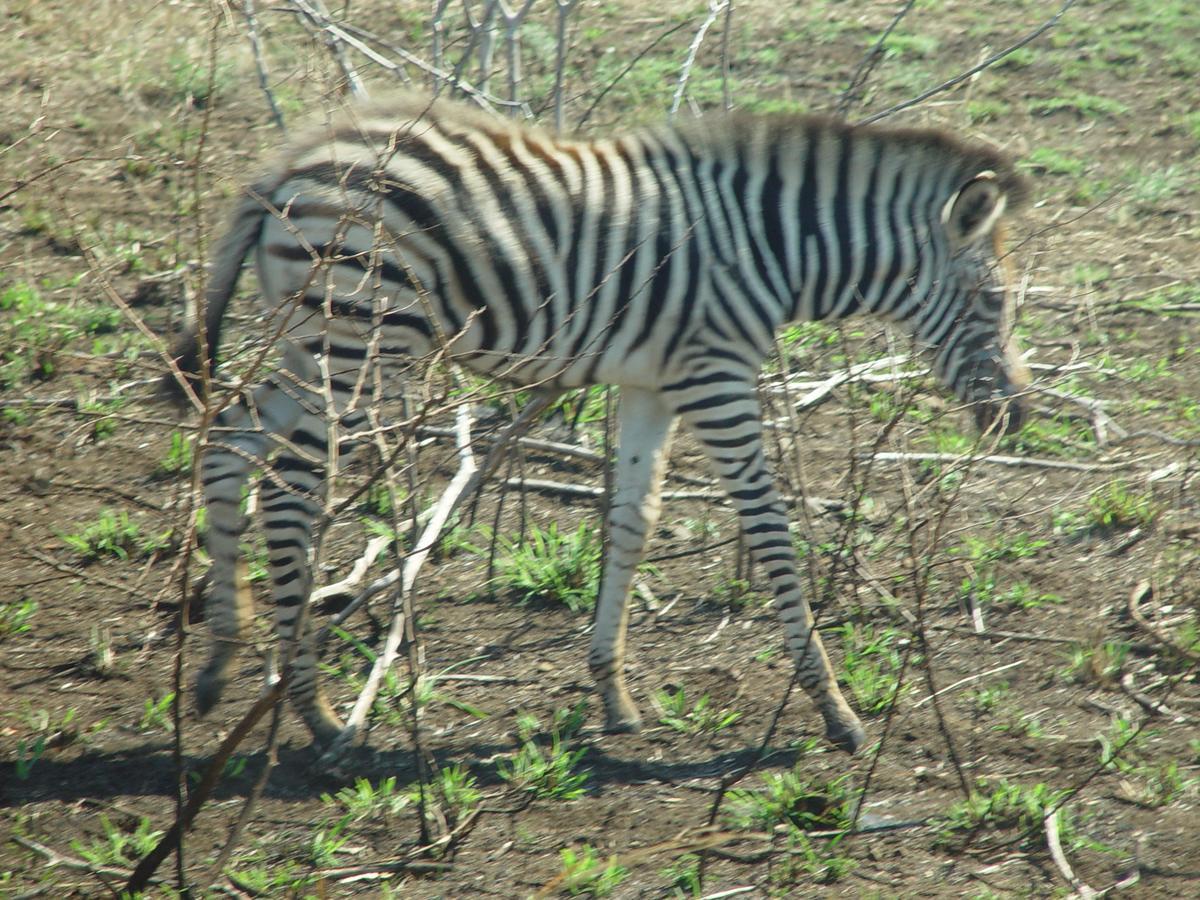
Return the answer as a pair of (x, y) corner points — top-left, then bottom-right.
(240, 0), (287, 131)
(670, 1), (730, 120)
(857, 0), (1078, 125)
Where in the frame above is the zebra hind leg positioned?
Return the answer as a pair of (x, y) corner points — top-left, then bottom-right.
(194, 385), (295, 719)
(259, 406), (344, 747)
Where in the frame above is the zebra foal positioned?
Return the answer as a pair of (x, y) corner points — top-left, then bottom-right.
(169, 92), (1030, 755)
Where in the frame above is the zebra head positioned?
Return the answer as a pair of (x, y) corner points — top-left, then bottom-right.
(921, 169), (1030, 436)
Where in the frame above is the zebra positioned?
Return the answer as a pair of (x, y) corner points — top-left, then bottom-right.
(169, 91), (1030, 756)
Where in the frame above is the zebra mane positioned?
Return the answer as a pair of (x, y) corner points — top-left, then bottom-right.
(669, 109), (1029, 211)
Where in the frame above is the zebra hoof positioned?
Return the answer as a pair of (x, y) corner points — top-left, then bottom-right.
(825, 720), (867, 755)
(602, 703), (643, 734)
(193, 670), (225, 717)
(316, 725), (358, 769)
(604, 715), (643, 734)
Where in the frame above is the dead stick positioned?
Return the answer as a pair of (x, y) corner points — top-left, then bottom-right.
(1044, 807), (1097, 899)
(125, 681), (285, 893)
(1127, 580), (1200, 665)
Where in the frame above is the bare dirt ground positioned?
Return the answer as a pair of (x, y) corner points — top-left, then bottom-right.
(2, 1), (1199, 897)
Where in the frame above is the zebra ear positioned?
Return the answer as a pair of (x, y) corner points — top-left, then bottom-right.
(942, 170), (1007, 247)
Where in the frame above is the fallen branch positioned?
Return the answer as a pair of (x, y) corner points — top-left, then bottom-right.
(310, 533), (393, 605)
(864, 451), (1132, 473)
(125, 680), (286, 893)
(930, 624), (1079, 645)
(1127, 580), (1200, 665)
(913, 659), (1024, 709)
(1044, 806), (1097, 899)
(14, 835), (134, 889)
(322, 392), (561, 757)
(1119, 672), (1193, 723)
(418, 423), (605, 464)
(334, 405), (480, 745)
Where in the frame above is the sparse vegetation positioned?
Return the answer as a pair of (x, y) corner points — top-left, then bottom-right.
(498, 705), (591, 800)
(492, 522), (602, 612)
(937, 780), (1069, 849)
(4, 0), (1200, 896)
(0, 598), (37, 640)
(60, 509), (165, 562)
(836, 623), (909, 715)
(558, 844), (628, 897)
(654, 686), (741, 735)
(726, 767), (854, 833)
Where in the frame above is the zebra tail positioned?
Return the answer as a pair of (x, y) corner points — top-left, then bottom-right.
(159, 188), (272, 405)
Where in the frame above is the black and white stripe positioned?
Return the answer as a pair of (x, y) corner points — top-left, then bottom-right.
(174, 92), (1030, 754)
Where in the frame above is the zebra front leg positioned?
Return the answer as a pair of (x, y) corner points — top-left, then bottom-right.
(677, 390), (866, 754)
(588, 388), (678, 732)
(259, 417), (344, 747)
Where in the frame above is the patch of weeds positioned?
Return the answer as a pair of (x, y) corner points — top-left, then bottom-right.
(553, 384), (610, 435)
(1096, 716), (1149, 773)
(309, 812), (352, 866)
(323, 776), (410, 821)
(712, 575), (765, 610)
(965, 98), (1010, 124)
(682, 514), (720, 541)
(661, 853), (702, 896)
(960, 533), (1047, 565)
(71, 814), (162, 868)
(1063, 640), (1130, 687)
(778, 320), (841, 358)
(409, 764), (482, 832)
(0, 281), (123, 388)
(14, 705), (80, 779)
(157, 49), (236, 108)
(60, 509), (159, 562)
(360, 480), (404, 519)
(559, 844), (627, 897)
(836, 623), (908, 715)
(770, 829), (856, 889)
(187, 754), (247, 789)
(157, 431), (193, 477)
(139, 692), (175, 732)
(726, 767), (854, 832)
(654, 686), (741, 735)
(320, 628), (406, 727)
(15, 735), (47, 780)
(1, 282), (61, 387)
(1086, 479), (1157, 531)
(995, 45), (1036, 69)
(970, 681), (1010, 714)
(1119, 761), (1198, 808)
(79, 396), (126, 441)
(880, 31), (938, 59)
(0, 598), (38, 640)
(1125, 164), (1188, 209)
(955, 533), (1059, 611)
(937, 780), (1069, 849)
(1096, 719), (1198, 806)
(1181, 109), (1200, 144)
(498, 704), (590, 800)
(1069, 263), (1112, 286)
(493, 522), (601, 613)
(226, 859), (315, 895)
(1003, 412), (1096, 458)
(87, 628), (116, 676)
(1029, 92), (1128, 118)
